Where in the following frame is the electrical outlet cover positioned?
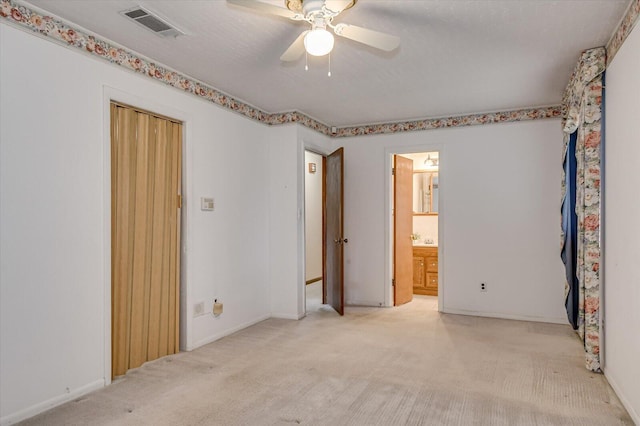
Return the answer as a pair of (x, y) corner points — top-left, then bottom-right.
(194, 301), (204, 316)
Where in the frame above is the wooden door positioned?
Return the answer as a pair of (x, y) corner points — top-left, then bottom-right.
(394, 155), (413, 306)
(111, 103), (182, 378)
(325, 148), (344, 315)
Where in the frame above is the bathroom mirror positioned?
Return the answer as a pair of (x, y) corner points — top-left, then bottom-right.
(413, 171), (438, 215)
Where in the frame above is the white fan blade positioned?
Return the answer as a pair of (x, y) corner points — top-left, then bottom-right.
(325, 0), (353, 13)
(334, 23), (400, 51)
(227, 0), (299, 20)
(280, 31), (309, 62)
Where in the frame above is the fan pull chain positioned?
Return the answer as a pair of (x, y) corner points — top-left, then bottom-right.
(328, 53), (331, 77)
(305, 51), (309, 71)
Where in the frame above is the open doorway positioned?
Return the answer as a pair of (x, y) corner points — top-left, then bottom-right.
(391, 151), (441, 310)
(303, 148), (346, 316)
(304, 151), (325, 313)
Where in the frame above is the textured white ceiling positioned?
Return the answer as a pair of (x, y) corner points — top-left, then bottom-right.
(25, 0), (629, 126)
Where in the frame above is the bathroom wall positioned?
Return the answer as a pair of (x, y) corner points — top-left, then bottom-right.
(413, 215), (439, 245)
(409, 154), (439, 245)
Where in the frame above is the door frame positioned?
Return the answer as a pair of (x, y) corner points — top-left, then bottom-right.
(384, 145), (445, 310)
(300, 142), (332, 317)
(102, 86), (190, 386)
(303, 148), (327, 313)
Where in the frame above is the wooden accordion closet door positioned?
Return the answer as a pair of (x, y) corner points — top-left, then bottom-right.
(110, 102), (182, 378)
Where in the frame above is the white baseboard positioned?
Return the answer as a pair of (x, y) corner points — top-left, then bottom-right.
(442, 307), (569, 325)
(604, 368), (640, 425)
(270, 312), (304, 320)
(1, 379), (104, 426)
(345, 300), (385, 308)
(188, 314), (271, 350)
(3, 314), (275, 424)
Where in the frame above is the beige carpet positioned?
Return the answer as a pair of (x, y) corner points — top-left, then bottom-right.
(21, 297), (632, 425)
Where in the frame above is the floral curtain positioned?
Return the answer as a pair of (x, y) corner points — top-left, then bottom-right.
(561, 47), (605, 372)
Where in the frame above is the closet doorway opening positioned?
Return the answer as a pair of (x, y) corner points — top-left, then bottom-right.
(110, 102), (183, 379)
(303, 147), (346, 316)
(390, 151), (442, 311)
(304, 150), (325, 313)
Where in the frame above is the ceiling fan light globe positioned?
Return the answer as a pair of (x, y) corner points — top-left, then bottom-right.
(304, 28), (334, 56)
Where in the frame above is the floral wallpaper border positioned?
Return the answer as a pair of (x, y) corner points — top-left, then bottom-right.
(333, 106), (562, 138)
(0, 0), (333, 136)
(0, 0), (563, 139)
(606, 0), (640, 66)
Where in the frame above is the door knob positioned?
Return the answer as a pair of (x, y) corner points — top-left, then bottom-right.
(334, 238), (342, 244)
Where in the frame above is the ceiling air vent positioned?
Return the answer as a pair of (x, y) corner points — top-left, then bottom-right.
(120, 6), (185, 38)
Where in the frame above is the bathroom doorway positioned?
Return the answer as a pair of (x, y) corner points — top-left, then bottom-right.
(390, 151), (441, 309)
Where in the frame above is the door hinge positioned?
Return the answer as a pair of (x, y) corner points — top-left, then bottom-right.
(392, 278), (395, 287)
(177, 194), (182, 208)
(392, 167), (395, 176)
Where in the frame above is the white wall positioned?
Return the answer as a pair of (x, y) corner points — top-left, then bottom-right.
(603, 22), (640, 424)
(267, 125), (332, 319)
(304, 151), (324, 281)
(267, 124), (300, 319)
(0, 24), (274, 424)
(335, 120), (567, 323)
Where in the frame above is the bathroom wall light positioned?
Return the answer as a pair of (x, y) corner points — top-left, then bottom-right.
(423, 154), (439, 168)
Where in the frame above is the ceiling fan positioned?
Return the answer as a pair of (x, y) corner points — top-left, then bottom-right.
(227, 0), (400, 61)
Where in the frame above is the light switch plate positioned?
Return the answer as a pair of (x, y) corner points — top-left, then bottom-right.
(201, 197), (214, 211)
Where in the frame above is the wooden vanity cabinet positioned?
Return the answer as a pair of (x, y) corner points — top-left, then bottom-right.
(413, 246), (438, 296)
